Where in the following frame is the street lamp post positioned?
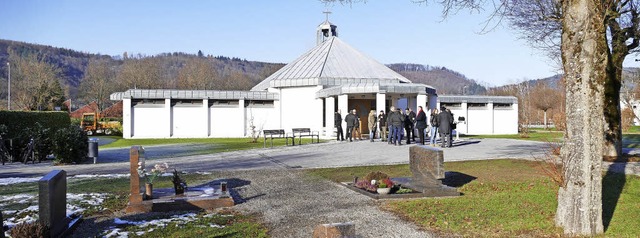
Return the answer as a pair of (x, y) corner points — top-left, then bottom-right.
(6, 62), (10, 110)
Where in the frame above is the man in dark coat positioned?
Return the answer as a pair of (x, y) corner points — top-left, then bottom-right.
(344, 109), (358, 142)
(415, 106), (427, 145)
(389, 107), (405, 145)
(407, 108), (417, 142)
(437, 106), (453, 147)
(404, 109), (413, 144)
(378, 110), (387, 142)
(334, 109), (344, 141)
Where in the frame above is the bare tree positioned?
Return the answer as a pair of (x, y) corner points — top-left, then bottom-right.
(324, 0), (608, 235)
(530, 81), (559, 128)
(8, 51), (66, 111)
(116, 57), (166, 90)
(176, 58), (218, 90)
(79, 59), (117, 112)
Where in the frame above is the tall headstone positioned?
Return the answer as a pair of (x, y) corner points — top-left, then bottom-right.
(403, 145), (458, 196)
(126, 146), (147, 213)
(38, 170), (67, 237)
(1, 210), (4, 238)
(409, 145), (445, 186)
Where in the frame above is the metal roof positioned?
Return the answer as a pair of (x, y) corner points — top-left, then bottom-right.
(251, 36), (412, 91)
(438, 95), (518, 104)
(110, 89), (279, 101)
(315, 83), (436, 98)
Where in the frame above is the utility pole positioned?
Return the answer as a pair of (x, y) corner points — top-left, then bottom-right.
(6, 62), (9, 110)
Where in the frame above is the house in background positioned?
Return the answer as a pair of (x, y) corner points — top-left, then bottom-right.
(110, 19), (518, 139)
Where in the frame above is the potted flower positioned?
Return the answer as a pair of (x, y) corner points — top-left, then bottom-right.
(171, 169), (187, 195)
(376, 178), (394, 194)
(137, 162), (169, 199)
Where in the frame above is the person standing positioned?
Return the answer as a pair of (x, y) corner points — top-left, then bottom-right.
(390, 107), (404, 145)
(415, 106), (427, 145)
(378, 110), (387, 142)
(447, 108), (455, 145)
(345, 109), (357, 142)
(387, 106), (395, 144)
(334, 109), (344, 141)
(404, 109), (412, 144)
(429, 108), (439, 146)
(368, 110), (377, 142)
(437, 106), (453, 148)
(408, 108), (417, 142)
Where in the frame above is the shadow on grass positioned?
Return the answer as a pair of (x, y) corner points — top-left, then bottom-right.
(442, 171), (477, 188)
(602, 163), (626, 231)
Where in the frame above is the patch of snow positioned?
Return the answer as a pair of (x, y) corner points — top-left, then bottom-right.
(0, 194), (35, 203)
(0, 177), (40, 186)
(71, 174), (129, 179)
(195, 171), (211, 175)
(103, 228), (129, 238)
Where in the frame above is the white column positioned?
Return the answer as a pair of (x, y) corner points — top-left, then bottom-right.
(461, 101), (469, 135)
(338, 94), (349, 131)
(239, 99), (246, 137)
(123, 99), (132, 138)
(376, 93), (386, 115)
(203, 99), (210, 137)
(416, 94), (427, 111)
(325, 97), (336, 138)
(488, 102), (494, 134)
(165, 99), (172, 138)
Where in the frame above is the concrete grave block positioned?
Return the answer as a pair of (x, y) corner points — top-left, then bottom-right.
(410, 145), (445, 186)
(312, 222), (355, 238)
(126, 146), (151, 213)
(1, 211), (4, 238)
(38, 170), (67, 237)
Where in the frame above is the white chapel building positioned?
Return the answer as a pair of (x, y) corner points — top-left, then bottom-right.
(110, 20), (518, 139)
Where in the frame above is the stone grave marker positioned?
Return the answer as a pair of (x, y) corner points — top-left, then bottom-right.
(38, 170), (68, 237)
(312, 222), (355, 238)
(126, 146), (150, 213)
(1, 210), (4, 238)
(399, 145), (458, 196)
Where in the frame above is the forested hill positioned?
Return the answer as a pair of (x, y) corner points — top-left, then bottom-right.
(387, 63), (488, 95)
(1, 39), (497, 111)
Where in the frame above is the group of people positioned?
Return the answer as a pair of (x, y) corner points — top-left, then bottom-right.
(334, 105), (456, 148)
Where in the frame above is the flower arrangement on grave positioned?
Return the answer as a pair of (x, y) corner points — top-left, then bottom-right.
(376, 178), (394, 194)
(172, 169), (187, 195)
(355, 179), (377, 192)
(377, 178), (394, 188)
(137, 162), (169, 184)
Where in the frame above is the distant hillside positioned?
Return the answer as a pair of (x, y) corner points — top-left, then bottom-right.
(387, 63), (487, 95)
(0, 39), (285, 102)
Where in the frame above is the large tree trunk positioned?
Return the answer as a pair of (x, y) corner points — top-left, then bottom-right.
(556, 0), (605, 236)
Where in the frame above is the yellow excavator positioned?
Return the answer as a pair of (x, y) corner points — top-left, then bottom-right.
(80, 113), (121, 135)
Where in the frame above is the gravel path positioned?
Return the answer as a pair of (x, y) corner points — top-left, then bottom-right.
(221, 169), (438, 238)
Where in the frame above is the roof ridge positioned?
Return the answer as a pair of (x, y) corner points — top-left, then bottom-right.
(318, 37), (335, 78)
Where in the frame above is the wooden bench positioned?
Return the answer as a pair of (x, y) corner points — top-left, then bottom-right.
(292, 128), (320, 145)
(263, 129), (295, 148)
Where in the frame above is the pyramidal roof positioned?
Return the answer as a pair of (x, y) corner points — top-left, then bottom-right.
(251, 36), (412, 91)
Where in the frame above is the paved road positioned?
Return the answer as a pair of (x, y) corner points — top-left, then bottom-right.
(0, 138), (552, 178)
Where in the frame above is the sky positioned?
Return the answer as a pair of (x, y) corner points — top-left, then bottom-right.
(0, 0), (619, 87)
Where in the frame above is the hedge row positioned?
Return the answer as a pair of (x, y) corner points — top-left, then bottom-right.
(0, 111), (88, 164)
(0, 111), (70, 139)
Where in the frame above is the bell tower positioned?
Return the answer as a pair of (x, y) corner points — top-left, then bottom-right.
(317, 11), (338, 45)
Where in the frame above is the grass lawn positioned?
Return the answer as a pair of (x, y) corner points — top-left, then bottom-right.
(0, 173), (268, 237)
(462, 130), (564, 142)
(307, 159), (640, 237)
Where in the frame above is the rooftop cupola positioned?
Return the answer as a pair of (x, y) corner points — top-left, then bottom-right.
(317, 11), (338, 45)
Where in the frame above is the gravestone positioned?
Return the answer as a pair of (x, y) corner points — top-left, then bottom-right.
(312, 222), (355, 238)
(1, 210), (4, 238)
(38, 170), (68, 237)
(126, 146), (151, 213)
(394, 145), (458, 196)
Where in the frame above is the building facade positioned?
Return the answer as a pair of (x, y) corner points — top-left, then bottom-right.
(110, 20), (518, 138)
